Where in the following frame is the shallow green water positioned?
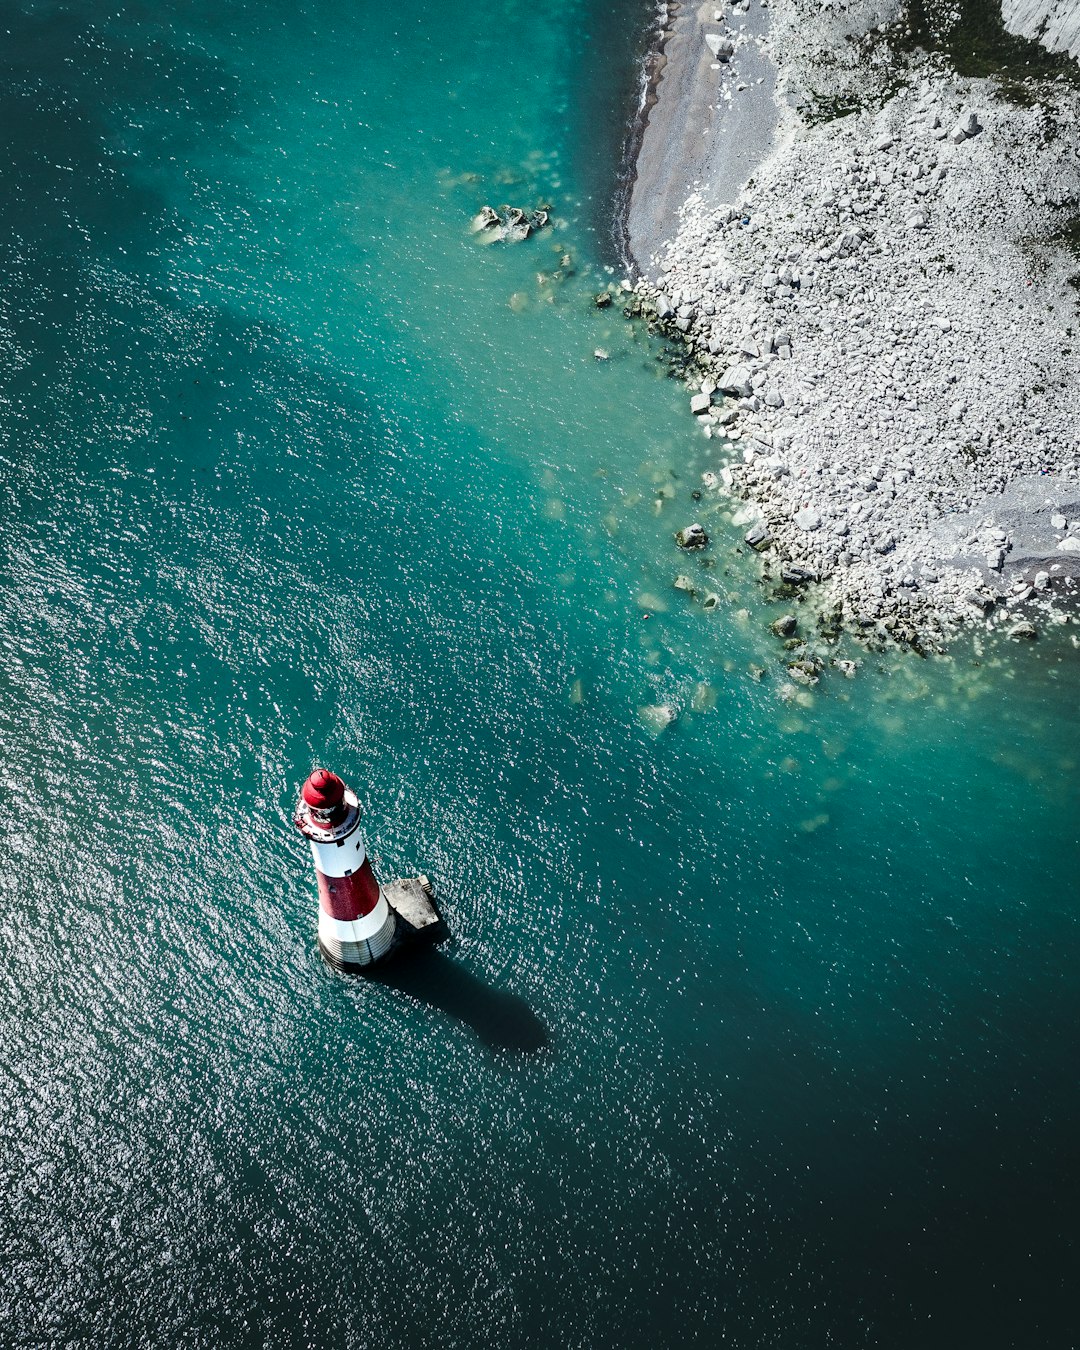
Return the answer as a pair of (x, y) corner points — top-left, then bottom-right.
(1, 2), (1078, 1347)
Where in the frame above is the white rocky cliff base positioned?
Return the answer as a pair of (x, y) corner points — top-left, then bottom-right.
(628, 0), (1080, 649)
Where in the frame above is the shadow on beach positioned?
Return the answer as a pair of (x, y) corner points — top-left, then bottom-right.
(369, 948), (550, 1056)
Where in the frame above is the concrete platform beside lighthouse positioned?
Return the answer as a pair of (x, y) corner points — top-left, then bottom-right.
(383, 874), (449, 952)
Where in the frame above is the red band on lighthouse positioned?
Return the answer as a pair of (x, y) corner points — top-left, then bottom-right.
(295, 769), (398, 969)
(315, 861), (381, 921)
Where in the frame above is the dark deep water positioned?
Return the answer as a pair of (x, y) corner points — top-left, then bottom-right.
(0, 2), (1078, 1346)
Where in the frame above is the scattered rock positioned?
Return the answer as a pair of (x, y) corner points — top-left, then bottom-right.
(705, 32), (735, 59)
(1008, 620), (1037, 640)
(593, 292), (612, 309)
(788, 658), (821, 685)
(772, 614), (798, 637)
(745, 524), (774, 551)
(676, 523), (710, 549)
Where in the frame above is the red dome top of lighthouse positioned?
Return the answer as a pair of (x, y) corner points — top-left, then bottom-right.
(302, 768), (346, 812)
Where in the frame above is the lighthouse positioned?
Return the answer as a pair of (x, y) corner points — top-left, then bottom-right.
(294, 768), (447, 971)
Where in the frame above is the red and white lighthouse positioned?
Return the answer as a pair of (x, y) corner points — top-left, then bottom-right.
(294, 768), (398, 969)
(294, 767), (448, 971)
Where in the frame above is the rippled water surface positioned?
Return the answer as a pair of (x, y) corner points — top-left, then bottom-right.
(1, 2), (1078, 1346)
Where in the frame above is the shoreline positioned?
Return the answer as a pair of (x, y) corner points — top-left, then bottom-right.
(610, 0), (675, 272)
(622, 0), (1080, 650)
(624, 0), (779, 282)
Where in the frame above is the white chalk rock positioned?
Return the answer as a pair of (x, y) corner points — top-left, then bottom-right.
(720, 365), (753, 397)
(794, 507), (821, 530)
(705, 33), (735, 58)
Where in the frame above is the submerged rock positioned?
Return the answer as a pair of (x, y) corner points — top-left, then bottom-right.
(772, 614), (798, 637)
(638, 703), (678, 736)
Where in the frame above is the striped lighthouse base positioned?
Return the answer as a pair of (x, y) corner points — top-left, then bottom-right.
(317, 875), (448, 974)
(318, 891), (397, 970)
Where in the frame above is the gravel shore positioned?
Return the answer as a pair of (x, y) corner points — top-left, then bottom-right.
(627, 0), (1080, 647)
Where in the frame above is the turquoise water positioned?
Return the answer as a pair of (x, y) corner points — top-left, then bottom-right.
(1, 2), (1079, 1346)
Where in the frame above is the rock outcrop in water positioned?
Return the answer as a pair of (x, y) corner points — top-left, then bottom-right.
(471, 204), (550, 242)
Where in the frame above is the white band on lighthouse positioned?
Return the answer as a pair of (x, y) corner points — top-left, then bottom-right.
(309, 830), (367, 879)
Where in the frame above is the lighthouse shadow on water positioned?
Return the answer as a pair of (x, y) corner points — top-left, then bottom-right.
(369, 949), (550, 1056)
(295, 768), (548, 1056)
